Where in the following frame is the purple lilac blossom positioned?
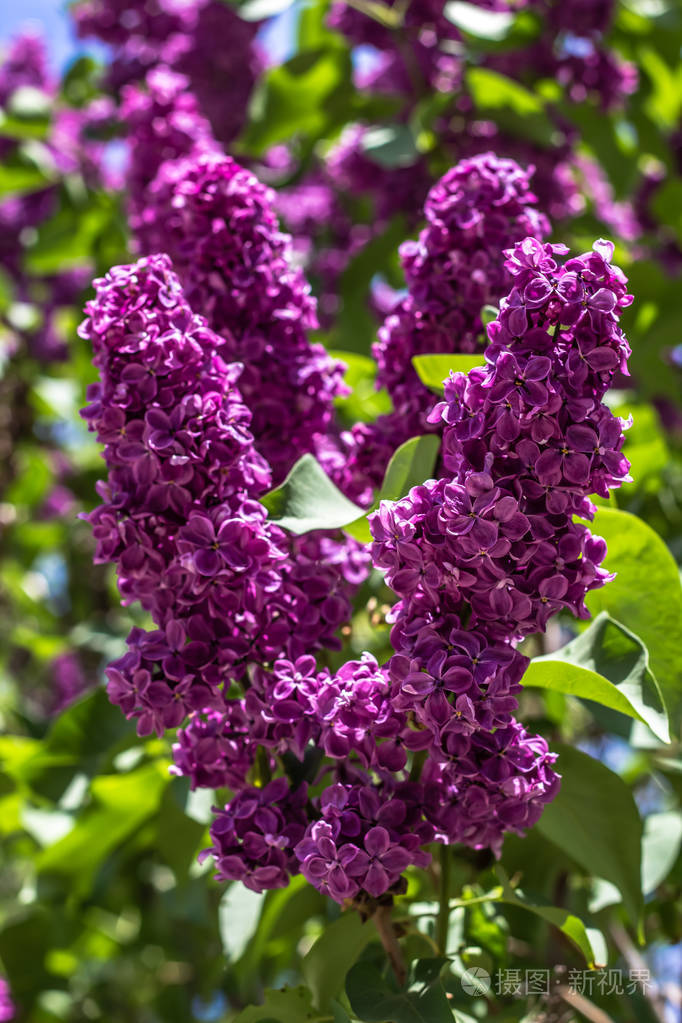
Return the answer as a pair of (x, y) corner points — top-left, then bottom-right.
(134, 151), (347, 483)
(331, 153), (550, 504)
(72, 0), (263, 144)
(200, 778), (309, 892)
(365, 236), (632, 855)
(81, 254), (365, 738)
(0, 979), (14, 1023)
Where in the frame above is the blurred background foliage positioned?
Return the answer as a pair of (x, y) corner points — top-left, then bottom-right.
(0, 0), (681, 1021)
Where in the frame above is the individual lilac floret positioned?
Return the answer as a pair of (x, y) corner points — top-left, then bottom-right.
(295, 779), (433, 904)
(136, 152), (346, 482)
(201, 778), (308, 892)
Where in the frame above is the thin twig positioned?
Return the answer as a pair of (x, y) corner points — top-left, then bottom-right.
(435, 845), (451, 954)
(373, 904), (407, 987)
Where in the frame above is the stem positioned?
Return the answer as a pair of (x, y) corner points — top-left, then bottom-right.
(373, 904), (406, 987)
(435, 845), (451, 954)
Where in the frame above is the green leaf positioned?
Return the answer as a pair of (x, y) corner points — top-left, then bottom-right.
(465, 67), (554, 143)
(444, 2), (515, 39)
(241, 46), (352, 154)
(219, 884), (267, 962)
(412, 353), (486, 393)
(0, 155), (52, 198)
(333, 215), (406, 355)
(262, 453), (366, 534)
(232, 985), (327, 1023)
(536, 745), (643, 933)
(522, 613), (670, 743)
(330, 350), (392, 424)
(25, 193), (117, 275)
(302, 912), (375, 1010)
(641, 810), (682, 895)
(346, 958), (456, 1023)
(361, 124), (420, 168)
(344, 434), (441, 542)
(494, 870), (604, 967)
(378, 433), (440, 502)
(37, 762), (168, 894)
(582, 508), (682, 727)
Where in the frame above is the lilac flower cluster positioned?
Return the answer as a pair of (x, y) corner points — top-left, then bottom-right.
(330, 153), (550, 504)
(0, 979), (14, 1023)
(81, 254), (364, 737)
(0, 32), (112, 363)
(120, 66), (217, 237)
(72, 0), (262, 144)
(364, 235), (632, 851)
(135, 151), (347, 483)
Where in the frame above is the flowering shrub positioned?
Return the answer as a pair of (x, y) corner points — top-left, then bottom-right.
(2, 3), (682, 1022)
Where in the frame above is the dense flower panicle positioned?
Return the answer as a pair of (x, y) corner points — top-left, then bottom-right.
(294, 779), (433, 902)
(422, 723), (560, 855)
(0, 979), (14, 1023)
(373, 237), (631, 641)
(332, 153), (550, 502)
(376, 154), (550, 409)
(82, 253), (367, 736)
(201, 778), (309, 892)
(171, 702), (259, 791)
(136, 152), (347, 482)
(361, 235), (632, 855)
(72, 0), (262, 143)
(121, 67), (217, 233)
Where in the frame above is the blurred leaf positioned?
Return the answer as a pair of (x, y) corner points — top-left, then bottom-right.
(241, 45), (352, 153)
(44, 687), (134, 773)
(262, 453), (366, 533)
(331, 350), (392, 424)
(617, 399), (669, 495)
(641, 810), (682, 894)
(523, 612), (670, 743)
(157, 779), (207, 877)
(494, 870), (603, 967)
(0, 151), (53, 197)
(219, 884), (267, 962)
(361, 125), (420, 168)
(333, 215), (406, 355)
(445, 2), (515, 39)
(25, 192), (117, 275)
(465, 68), (554, 143)
(412, 353), (486, 393)
(583, 508), (682, 727)
(537, 745), (643, 933)
(232, 985), (327, 1023)
(302, 912), (375, 1009)
(347, 958), (455, 1023)
(37, 762), (168, 894)
(239, 0), (296, 19)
